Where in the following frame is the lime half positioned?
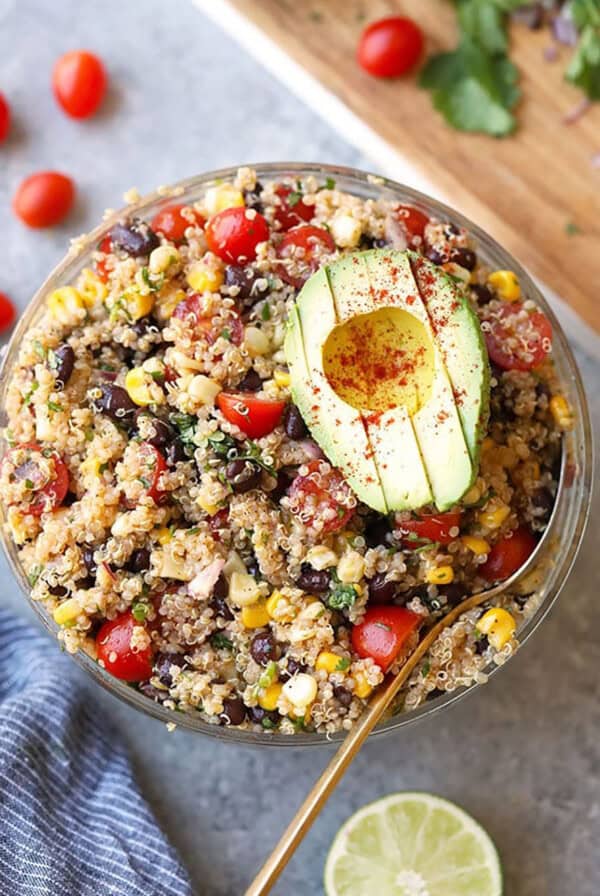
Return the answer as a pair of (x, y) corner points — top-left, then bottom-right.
(324, 792), (502, 896)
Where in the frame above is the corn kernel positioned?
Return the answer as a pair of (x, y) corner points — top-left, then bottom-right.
(188, 375), (221, 406)
(549, 395), (574, 430)
(476, 607), (516, 650)
(305, 545), (337, 571)
(462, 535), (490, 556)
(205, 184), (245, 215)
(282, 672), (318, 708)
(229, 572), (261, 607)
(479, 502), (511, 529)
(258, 682), (282, 711)
(241, 601), (270, 629)
(78, 268), (108, 306)
(353, 671), (372, 700)
(129, 290), (156, 322)
(197, 496), (220, 516)
(266, 591), (296, 621)
(149, 245), (180, 275)
(155, 287), (186, 321)
(48, 287), (86, 325)
(186, 263), (224, 293)
(425, 565), (455, 585)
(125, 368), (155, 407)
(53, 597), (81, 626)
(273, 370), (291, 388)
(337, 550), (365, 584)
(488, 270), (521, 302)
(156, 526), (173, 545)
(316, 651), (347, 674)
(244, 327), (270, 357)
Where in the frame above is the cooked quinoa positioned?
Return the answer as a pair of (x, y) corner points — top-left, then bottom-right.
(1, 167), (569, 736)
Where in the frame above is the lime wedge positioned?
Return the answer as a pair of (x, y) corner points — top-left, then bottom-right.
(324, 792), (502, 896)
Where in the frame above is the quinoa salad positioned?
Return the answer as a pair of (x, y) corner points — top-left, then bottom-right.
(0, 167), (573, 737)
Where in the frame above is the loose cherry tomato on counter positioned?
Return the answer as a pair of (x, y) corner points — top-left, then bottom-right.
(172, 294), (244, 345)
(52, 50), (107, 118)
(287, 459), (355, 534)
(205, 206), (270, 264)
(483, 303), (552, 372)
(1, 442), (70, 515)
(273, 185), (313, 231)
(397, 510), (462, 546)
(138, 442), (168, 504)
(151, 204), (204, 242)
(0, 292), (16, 333)
(13, 171), (75, 228)
(352, 606), (422, 671)
(94, 235), (113, 282)
(480, 526), (537, 583)
(396, 204), (429, 246)
(0, 92), (11, 142)
(217, 393), (286, 439)
(96, 610), (154, 681)
(357, 16), (424, 79)
(277, 224), (336, 288)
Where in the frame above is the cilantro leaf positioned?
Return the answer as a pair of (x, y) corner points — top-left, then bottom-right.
(327, 583), (358, 611)
(566, 24), (600, 100)
(210, 632), (234, 650)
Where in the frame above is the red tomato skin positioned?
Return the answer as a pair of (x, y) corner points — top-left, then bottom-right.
(274, 186), (313, 230)
(151, 204), (204, 242)
(205, 207), (269, 263)
(0, 92), (11, 142)
(172, 295), (244, 346)
(13, 172), (75, 228)
(94, 235), (113, 282)
(139, 442), (168, 504)
(0, 293), (16, 333)
(398, 511), (461, 546)
(278, 224), (336, 288)
(484, 303), (553, 372)
(217, 393), (286, 439)
(396, 205), (429, 244)
(2, 443), (70, 515)
(287, 459), (355, 534)
(480, 527), (537, 582)
(357, 16), (424, 78)
(96, 611), (154, 682)
(52, 50), (107, 119)
(352, 606), (421, 672)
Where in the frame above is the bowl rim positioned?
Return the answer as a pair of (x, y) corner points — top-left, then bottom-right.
(0, 161), (593, 747)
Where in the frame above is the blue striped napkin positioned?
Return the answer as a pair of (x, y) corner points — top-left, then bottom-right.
(0, 608), (193, 896)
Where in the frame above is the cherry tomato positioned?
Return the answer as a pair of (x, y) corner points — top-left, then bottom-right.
(151, 204), (204, 242)
(480, 526), (537, 583)
(52, 50), (107, 119)
(217, 393), (286, 439)
(357, 16), (424, 79)
(274, 185), (313, 231)
(287, 459), (355, 534)
(96, 610), (154, 682)
(138, 442), (167, 504)
(396, 205), (429, 246)
(0, 292), (16, 333)
(2, 442), (69, 516)
(484, 303), (553, 372)
(277, 224), (336, 288)
(352, 606), (422, 672)
(0, 92), (11, 142)
(13, 171), (75, 228)
(205, 206), (269, 264)
(94, 235), (113, 282)
(172, 294), (244, 345)
(397, 510), (462, 546)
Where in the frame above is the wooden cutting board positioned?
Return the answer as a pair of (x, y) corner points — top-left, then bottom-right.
(204, 0), (600, 336)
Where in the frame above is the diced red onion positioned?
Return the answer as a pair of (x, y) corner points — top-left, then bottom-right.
(384, 213), (409, 251)
(189, 557), (225, 600)
(297, 439), (325, 460)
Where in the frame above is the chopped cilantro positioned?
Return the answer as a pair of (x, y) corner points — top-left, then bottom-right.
(261, 717), (276, 730)
(210, 632), (234, 650)
(23, 381), (40, 405)
(47, 401), (64, 413)
(258, 661), (278, 689)
(131, 601), (150, 622)
(99, 462), (109, 474)
(84, 428), (94, 442)
(28, 565), (43, 587)
(186, 527), (200, 536)
(24, 479), (34, 490)
(261, 302), (271, 321)
(170, 413), (197, 449)
(324, 176), (336, 190)
(336, 657), (351, 672)
(33, 341), (47, 361)
(140, 267), (166, 293)
(150, 370), (165, 383)
(327, 582), (358, 611)
(206, 430), (236, 458)
(421, 659), (431, 678)
(221, 328), (232, 341)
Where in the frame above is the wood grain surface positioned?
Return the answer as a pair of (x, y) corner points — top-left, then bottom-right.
(216, 0), (600, 334)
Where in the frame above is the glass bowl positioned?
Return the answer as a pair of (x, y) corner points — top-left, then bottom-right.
(0, 163), (592, 747)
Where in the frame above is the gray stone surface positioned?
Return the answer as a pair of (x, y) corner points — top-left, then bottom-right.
(1, 1), (598, 894)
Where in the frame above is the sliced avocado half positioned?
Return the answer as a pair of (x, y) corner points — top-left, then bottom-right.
(284, 249), (490, 512)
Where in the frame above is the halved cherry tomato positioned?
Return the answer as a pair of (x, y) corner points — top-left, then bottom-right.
(52, 50), (107, 119)
(0, 92), (11, 142)
(94, 235), (113, 282)
(352, 606), (422, 671)
(151, 204), (204, 242)
(1, 442), (69, 516)
(397, 510), (461, 547)
(0, 292), (16, 333)
(172, 294), (244, 345)
(13, 171), (75, 228)
(480, 526), (537, 582)
(357, 16), (424, 79)
(138, 442), (168, 504)
(396, 204), (429, 246)
(277, 224), (336, 288)
(217, 393), (286, 439)
(96, 610), (154, 681)
(287, 459), (355, 534)
(274, 185), (313, 231)
(205, 206), (269, 263)
(484, 303), (552, 372)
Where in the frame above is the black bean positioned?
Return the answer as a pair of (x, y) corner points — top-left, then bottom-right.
(155, 652), (186, 688)
(62, 491), (78, 507)
(236, 369), (263, 392)
(224, 265), (268, 304)
(295, 564), (331, 594)
(427, 688), (445, 701)
(91, 384), (137, 427)
(471, 283), (494, 305)
(211, 593), (234, 622)
(360, 235), (389, 250)
(333, 685), (353, 707)
(48, 583), (69, 598)
(166, 440), (187, 466)
(213, 572), (228, 600)
(82, 547), (97, 578)
(283, 403), (308, 440)
(131, 315), (161, 339)
(250, 632), (278, 666)
(450, 247), (477, 271)
(243, 181), (264, 212)
(135, 411), (174, 449)
(440, 584), (465, 607)
(138, 681), (166, 701)
(128, 548), (151, 573)
(248, 705), (280, 728)
(444, 222), (461, 237)
(109, 218), (159, 257)
(474, 635), (489, 655)
(225, 458), (261, 493)
(220, 697), (247, 726)
(425, 246), (447, 266)
(245, 556), (261, 579)
(363, 515), (393, 549)
(269, 469), (294, 504)
(368, 573), (397, 605)
(280, 657), (308, 682)
(532, 486), (554, 522)
(51, 344), (75, 388)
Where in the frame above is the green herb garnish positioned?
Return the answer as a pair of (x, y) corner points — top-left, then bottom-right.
(28, 565), (43, 587)
(206, 430), (237, 458)
(47, 401), (64, 413)
(261, 303), (271, 321)
(258, 661), (278, 689)
(210, 632), (234, 650)
(327, 583), (358, 611)
(170, 413), (197, 449)
(24, 479), (34, 490)
(336, 657), (351, 672)
(140, 267), (166, 293)
(23, 381), (39, 406)
(565, 221), (581, 237)
(131, 601), (150, 622)
(421, 659), (431, 678)
(287, 190), (303, 208)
